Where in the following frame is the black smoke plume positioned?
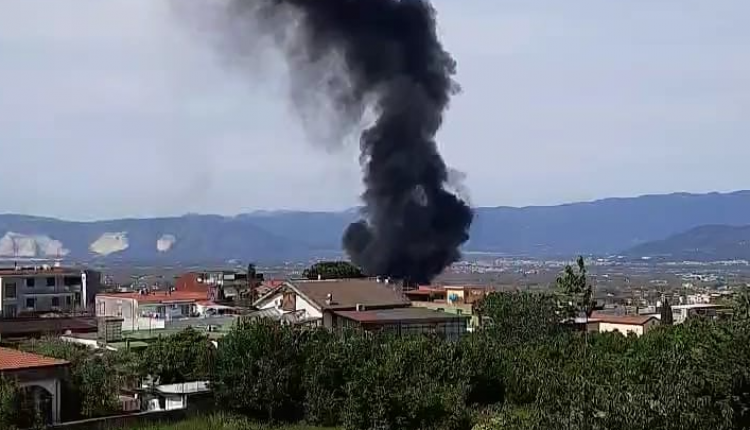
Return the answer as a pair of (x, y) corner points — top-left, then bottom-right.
(203, 0), (473, 284)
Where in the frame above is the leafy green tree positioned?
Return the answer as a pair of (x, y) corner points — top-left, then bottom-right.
(213, 320), (307, 422)
(0, 376), (20, 430)
(474, 291), (563, 345)
(660, 296), (674, 325)
(142, 327), (215, 385)
(303, 261), (364, 280)
(733, 286), (750, 320)
(19, 338), (122, 419)
(556, 256), (594, 319)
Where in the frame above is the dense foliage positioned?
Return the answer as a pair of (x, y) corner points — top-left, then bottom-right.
(555, 256), (594, 318)
(303, 261), (364, 280)
(212, 290), (750, 430)
(127, 413), (335, 430)
(19, 338), (140, 420)
(142, 327), (215, 385)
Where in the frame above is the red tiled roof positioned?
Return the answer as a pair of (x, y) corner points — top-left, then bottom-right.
(589, 312), (658, 326)
(98, 290), (207, 304)
(0, 347), (68, 371)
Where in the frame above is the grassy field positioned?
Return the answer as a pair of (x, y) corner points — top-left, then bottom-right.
(129, 414), (338, 430)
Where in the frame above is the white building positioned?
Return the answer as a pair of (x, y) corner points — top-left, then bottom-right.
(0, 266), (100, 317)
(671, 303), (727, 324)
(587, 314), (660, 337)
(146, 381), (211, 411)
(253, 278), (411, 326)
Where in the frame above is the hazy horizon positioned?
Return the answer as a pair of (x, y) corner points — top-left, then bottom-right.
(1, 0), (747, 220)
(0, 189), (747, 222)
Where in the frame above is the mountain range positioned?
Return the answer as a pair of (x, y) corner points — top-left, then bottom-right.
(1, 190), (750, 264)
(624, 224), (750, 261)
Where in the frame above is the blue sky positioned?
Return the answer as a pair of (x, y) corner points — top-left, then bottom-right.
(0, 0), (747, 220)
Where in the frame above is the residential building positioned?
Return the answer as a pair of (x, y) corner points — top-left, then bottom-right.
(330, 307), (470, 341)
(0, 347), (69, 424)
(175, 267), (263, 302)
(671, 303), (729, 324)
(0, 266), (101, 317)
(406, 285), (490, 329)
(253, 278), (411, 326)
(96, 289), (209, 331)
(587, 313), (660, 336)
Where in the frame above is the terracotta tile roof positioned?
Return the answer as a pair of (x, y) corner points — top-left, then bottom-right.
(0, 347), (68, 371)
(98, 290), (208, 304)
(589, 312), (658, 326)
(334, 307), (469, 324)
(285, 279), (411, 310)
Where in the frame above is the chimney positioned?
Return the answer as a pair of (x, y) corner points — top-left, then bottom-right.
(325, 293), (333, 306)
(356, 303), (365, 312)
(318, 274), (322, 281)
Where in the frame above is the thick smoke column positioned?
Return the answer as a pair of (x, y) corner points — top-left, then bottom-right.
(209, 0), (473, 284)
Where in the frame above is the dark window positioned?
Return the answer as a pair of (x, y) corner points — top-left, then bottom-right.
(26, 278), (35, 288)
(52, 297), (60, 307)
(66, 296), (72, 306)
(4, 283), (16, 299)
(64, 276), (82, 287)
(46, 277), (55, 287)
(3, 305), (17, 318)
(26, 298), (35, 309)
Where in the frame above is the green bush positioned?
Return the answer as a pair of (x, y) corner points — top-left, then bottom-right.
(19, 338), (126, 419)
(209, 291), (750, 430)
(141, 327), (215, 384)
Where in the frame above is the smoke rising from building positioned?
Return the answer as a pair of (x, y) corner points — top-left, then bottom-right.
(195, 0), (473, 284)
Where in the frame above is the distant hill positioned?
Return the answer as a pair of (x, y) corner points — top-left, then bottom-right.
(623, 224), (750, 261)
(0, 190), (749, 264)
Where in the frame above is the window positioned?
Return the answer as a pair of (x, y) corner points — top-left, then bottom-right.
(26, 278), (35, 288)
(4, 283), (16, 299)
(46, 277), (55, 287)
(51, 297), (60, 307)
(3, 305), (17, 318)
(64, 276), (82, 287)
(26, 298), (35, 309)
(66, 296), (72, 306)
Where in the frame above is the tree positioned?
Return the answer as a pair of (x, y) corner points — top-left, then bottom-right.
(556, 256), (594, 319)
(474, 291), (563, 345)
(19, 338), (123, 419)
(661, 296), (674, 325)
(733, 287), (750, 321)
(142, 328), (215, 385)
(213, 320), (307, 422)
(302, 261), (364, 280)
(0, 376), (20, 429)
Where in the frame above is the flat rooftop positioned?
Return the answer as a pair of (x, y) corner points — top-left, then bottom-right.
(0, 266), (84, 276)
(672, 303), (728, 310)
(334, 307), (470, 324)
(156, 381), (210, 395)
